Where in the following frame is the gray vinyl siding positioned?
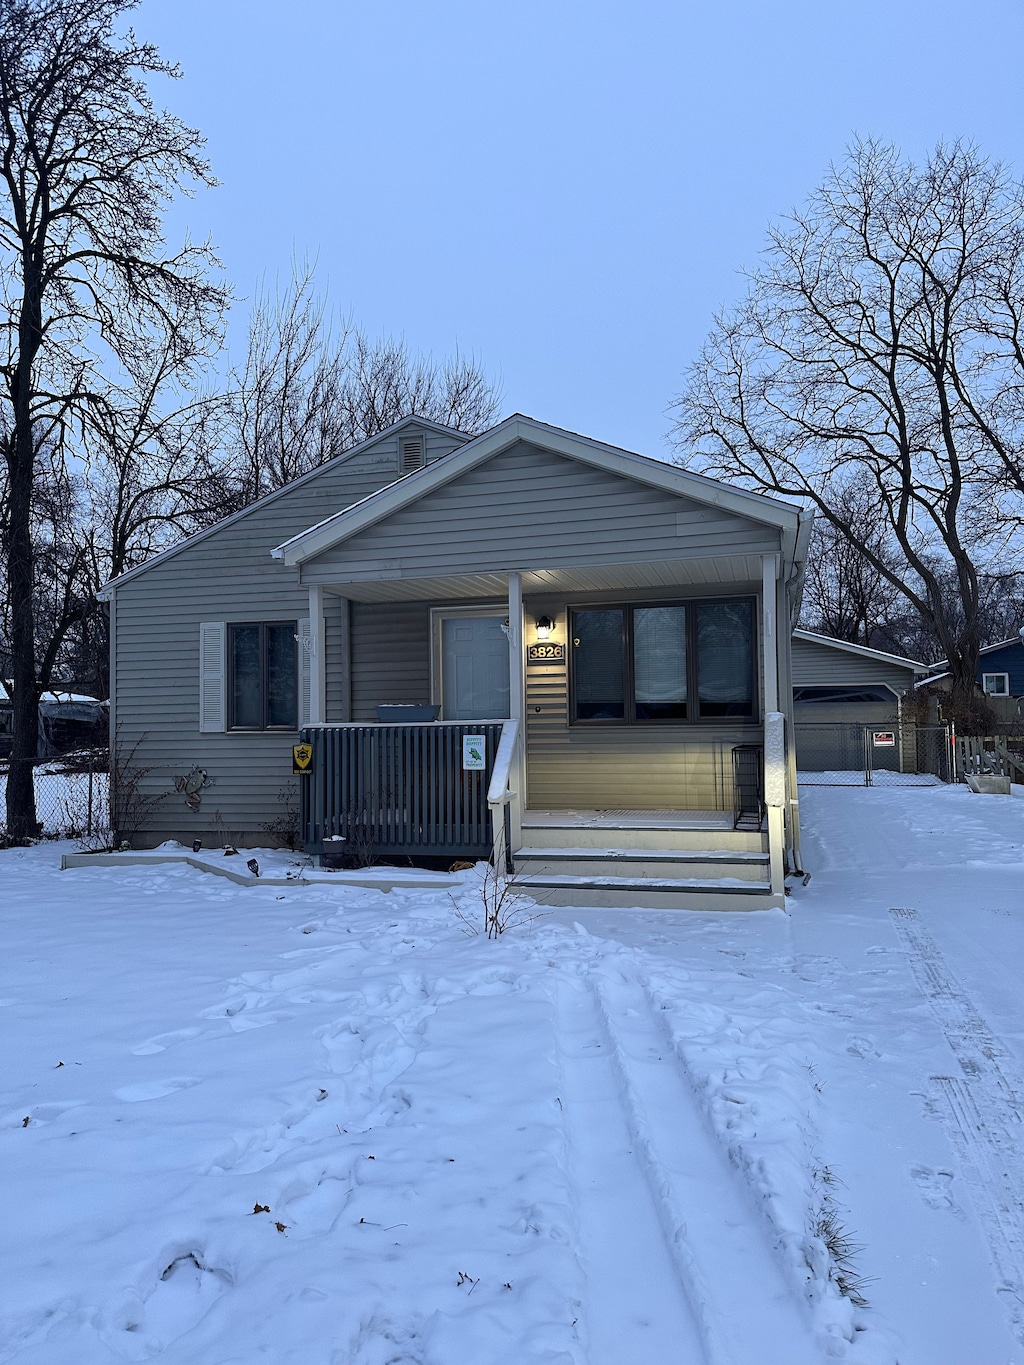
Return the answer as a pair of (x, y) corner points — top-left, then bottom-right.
(791, 636), (918, 694)
(349, 601), (432, 720)
(300, 441), (781, 585)
(423, 426), (466, 464)
(110, 429), (463, 844)
(324, 593), (349, 720)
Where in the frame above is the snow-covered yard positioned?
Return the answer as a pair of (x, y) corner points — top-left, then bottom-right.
(2, 784), (1022, 1364)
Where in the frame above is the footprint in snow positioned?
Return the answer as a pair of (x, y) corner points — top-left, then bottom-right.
(910, 1164), (962, 1214)
(131, 1027), (201, 1056)
(4, 1101), (82, 1129)
(114, 1077), (202, 1103)
(198, 996), (293, 1032)
(846, 1036), (881, 1059)
(108, 1251), (232, 1356)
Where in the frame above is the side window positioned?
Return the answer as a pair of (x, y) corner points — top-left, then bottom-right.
(695, 601), (754, 718)
(982, 672), (1009, 696)
(228, 622), (298, 730)
(573, 609), (625, 719)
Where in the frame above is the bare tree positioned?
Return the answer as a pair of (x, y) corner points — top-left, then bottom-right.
(799, 472), (904, 648)
(227, 266), (500, 505)
(0, 0), (227, 837)
(673, 141), (1024, 723)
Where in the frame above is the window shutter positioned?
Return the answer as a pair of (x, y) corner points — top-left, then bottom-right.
(400, 436), (425, 471)
(199, 622), (227, 732)
(298, 618), (312, 728)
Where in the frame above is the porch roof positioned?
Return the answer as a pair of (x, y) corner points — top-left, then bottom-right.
(317, 553), (773, 603)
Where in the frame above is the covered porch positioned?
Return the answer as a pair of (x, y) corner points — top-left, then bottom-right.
(294, 555), (797, 910)
(272, 417), (808, 909)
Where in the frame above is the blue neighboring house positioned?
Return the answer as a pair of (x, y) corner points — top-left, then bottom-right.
(976, 634), (1024, 700)
(920, 630), (1024, 716)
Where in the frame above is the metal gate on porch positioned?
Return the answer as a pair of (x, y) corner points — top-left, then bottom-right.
(795, 722), (952, 787)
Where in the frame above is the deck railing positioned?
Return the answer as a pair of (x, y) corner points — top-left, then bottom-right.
(486, 719), (521, 871)
(300, 722), (505, 861)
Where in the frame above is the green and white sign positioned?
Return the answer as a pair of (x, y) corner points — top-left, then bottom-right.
(462, 735), (486, 770)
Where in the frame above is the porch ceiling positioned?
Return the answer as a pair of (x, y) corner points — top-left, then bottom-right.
(320, 554), (769, 602)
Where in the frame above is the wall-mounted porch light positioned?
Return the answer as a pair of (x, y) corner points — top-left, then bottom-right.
(535, 615), (554, 641)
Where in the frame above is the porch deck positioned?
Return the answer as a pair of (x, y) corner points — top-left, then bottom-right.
(523, 808), (733, 830)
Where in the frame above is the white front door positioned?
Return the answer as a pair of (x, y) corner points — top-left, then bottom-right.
(440, 615), (510, 720)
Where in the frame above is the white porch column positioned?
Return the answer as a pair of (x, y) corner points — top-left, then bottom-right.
(506, 572), (525, 852)
(761, 555), (786, 903)
(507, 572), (524, 720)
(308, 585), (326, 725)
(761, 553), (780, 714)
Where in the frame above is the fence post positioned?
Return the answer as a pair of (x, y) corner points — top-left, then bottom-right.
(87, 767), (94, 836)
(863, 726), (873, 786)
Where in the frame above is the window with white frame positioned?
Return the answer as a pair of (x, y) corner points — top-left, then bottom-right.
(983, 671), (1010, 696)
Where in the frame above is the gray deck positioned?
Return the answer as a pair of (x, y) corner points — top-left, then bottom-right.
(522, 809), (732, 830)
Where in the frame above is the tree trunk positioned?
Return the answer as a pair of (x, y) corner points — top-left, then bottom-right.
(4, 256), (43, 840)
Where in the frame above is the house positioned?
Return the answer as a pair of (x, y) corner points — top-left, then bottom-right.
(918, 634), (1024, 724)
(790, 630), (929, 773)
(99, 415), (812, 910)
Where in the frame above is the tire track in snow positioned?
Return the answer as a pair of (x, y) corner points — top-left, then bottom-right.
(554, 977), (705, 1364)
(557, 965), (822, 1365)
(890, 906), (1024, 1344)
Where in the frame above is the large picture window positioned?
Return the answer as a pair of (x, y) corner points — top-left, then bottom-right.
(570, 599), (755, 724)
(229, 622), (298, 730)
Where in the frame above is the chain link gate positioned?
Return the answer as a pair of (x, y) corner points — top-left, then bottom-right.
(795, 722), (952, 787)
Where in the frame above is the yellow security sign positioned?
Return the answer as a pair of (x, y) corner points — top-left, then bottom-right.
(292, 742), (313, 774)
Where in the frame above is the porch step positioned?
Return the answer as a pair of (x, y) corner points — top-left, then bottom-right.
(514, 810), (776, 907)
(521, 812), (764, 854)
(514, 871), (780, 912)
(515, 846), (769, 883)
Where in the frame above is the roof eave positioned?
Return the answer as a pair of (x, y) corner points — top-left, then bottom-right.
(792, 628), (929, 672)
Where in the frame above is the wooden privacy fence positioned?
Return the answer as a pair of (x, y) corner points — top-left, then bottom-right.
(300, 723), (504, 862)
(954, 734), (1024, 784)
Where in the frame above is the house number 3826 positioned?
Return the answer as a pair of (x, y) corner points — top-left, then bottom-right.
(528, 643), (565, 662)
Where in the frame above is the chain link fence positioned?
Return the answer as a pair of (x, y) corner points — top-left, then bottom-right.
(795, 723), (952, 787)
(0, 748), (110, 842)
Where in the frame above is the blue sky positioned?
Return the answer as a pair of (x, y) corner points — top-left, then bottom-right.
(144, 0), (1024, 457)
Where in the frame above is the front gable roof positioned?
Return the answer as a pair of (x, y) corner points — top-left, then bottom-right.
(272, 414), (805, 568)
(97, 415), (471, 599)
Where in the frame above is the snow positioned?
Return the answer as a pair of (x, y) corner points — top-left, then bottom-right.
(2, 784), (1023, 1363)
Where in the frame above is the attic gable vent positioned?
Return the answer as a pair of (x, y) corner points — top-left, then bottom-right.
(400, 436), (425, 472)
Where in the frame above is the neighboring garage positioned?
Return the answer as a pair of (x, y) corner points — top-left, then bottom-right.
(791, 630), (929, 774)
